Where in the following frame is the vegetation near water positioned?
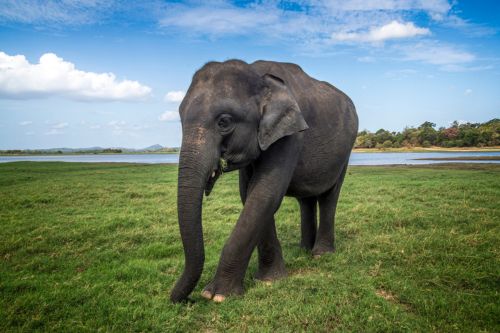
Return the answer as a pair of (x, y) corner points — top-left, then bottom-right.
(1, 162), (499, 332)
(356, 118), (499, 149)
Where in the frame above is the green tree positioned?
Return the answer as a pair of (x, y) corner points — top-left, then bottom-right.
(418, 122), (437, 146)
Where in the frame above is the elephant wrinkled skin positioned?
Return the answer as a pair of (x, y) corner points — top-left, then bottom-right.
(170, 60), (358, 303)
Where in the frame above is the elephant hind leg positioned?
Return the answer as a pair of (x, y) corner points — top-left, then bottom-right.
(298, 197), (318, 250)
(312, 163), (348, 257)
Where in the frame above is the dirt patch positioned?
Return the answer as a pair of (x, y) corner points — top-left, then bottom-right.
(376, 289), (397, 301)
(376, 288), (413, 312)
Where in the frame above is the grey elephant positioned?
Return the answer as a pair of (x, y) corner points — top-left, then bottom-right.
(170, 60), (358, 302)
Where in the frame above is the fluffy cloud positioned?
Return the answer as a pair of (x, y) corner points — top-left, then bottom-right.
(332, 21), (430, 43)
(19, 121), (33, 126)
(158, 111), (180, 122)
(164, 91), (185, 103)
(0, 51), (152, 101)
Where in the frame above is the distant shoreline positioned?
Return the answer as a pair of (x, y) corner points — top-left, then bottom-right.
(0, 151), (179, 156)
(412, 156), (500, 161)
(352, 146), (500, 153)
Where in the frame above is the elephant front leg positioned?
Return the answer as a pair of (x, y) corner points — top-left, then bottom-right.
(201, 198), (278, 302)
(254, 216), (287, 281)
(202, 135), (300, 302)
(240, 167), (287, 282)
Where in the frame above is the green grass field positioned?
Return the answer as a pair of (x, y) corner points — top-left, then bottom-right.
(1, 162), (499, 332)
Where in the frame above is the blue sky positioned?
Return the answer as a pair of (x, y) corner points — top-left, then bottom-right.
(0, 0), (499, 149)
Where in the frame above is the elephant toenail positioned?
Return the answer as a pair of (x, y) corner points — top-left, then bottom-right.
(201, 290), (213, 300)
(213, 294), (226, 303)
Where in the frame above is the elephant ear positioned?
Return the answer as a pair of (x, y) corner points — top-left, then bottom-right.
(258, 74), (309, 151)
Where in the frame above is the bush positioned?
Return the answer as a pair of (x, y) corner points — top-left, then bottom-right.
(422, 140), (431, 148)
(382, 140), (393, 148)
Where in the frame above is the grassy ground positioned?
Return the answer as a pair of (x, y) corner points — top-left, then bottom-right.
(0, 162), (498, 332)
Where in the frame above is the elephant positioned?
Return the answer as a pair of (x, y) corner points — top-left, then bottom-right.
(170, 59), (358, 303)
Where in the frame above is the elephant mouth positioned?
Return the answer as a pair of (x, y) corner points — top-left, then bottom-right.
(204, 158), (248, 196)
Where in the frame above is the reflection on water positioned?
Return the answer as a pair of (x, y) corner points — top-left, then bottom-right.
(0, 152), (499, 165)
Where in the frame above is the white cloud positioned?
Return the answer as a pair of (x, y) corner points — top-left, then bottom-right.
(325, 0), (451, 14)
(332, 21), (430, 43)
(158, 1), (448, 44)
(384, 69), (418, 80)
(106, 120), (151, 136)
(442, 14), (497, 37)
(44, 129), (63, 135)
(107, 120), (123, 135)
(19, 121), (33, 126)
(108, 120), (125, 126)
(1, 1), (463, 47)
(159, 111), (180, 122)
(0, 51), (152, 101)
(464, 89), (472, 95)
(52, 122), (68, 129)
(25, 131), (35, 136)
(400, 41), (475, 70)
(357, 56), (375, 63)
(90, 124), (101, 129)
(43, 121), (68, 135)
(160, 3), (278, 36)
(164, 91), (185, 103)
(0, 0), (114, 26)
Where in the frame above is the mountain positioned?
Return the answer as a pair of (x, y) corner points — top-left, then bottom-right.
(2, 144), (169, 154)
(142, 144), (164, 151)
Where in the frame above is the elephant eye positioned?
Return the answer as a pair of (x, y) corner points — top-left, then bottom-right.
(217, 114), (233, 133)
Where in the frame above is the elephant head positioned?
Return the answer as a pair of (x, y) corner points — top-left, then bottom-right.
(170, 60), (308, 302)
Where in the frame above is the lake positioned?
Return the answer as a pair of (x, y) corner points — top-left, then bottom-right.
(1, 151), (499, 165)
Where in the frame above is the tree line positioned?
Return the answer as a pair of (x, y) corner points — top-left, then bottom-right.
(355, 118), (499, 149)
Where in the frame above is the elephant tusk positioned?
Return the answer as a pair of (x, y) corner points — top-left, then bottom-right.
(212, 171), (216, 178)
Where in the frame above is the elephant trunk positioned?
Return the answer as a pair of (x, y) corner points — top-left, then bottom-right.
(170, 131), (218, 302)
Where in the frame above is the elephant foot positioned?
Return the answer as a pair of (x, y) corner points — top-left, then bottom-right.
(201, 278), (244, 303)
(312, 244), (335, 258)
(299, 241), (314, 251)
(254, 261), (287, 281)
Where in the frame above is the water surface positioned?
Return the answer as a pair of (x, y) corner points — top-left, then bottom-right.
(1, 151), (499, 165)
